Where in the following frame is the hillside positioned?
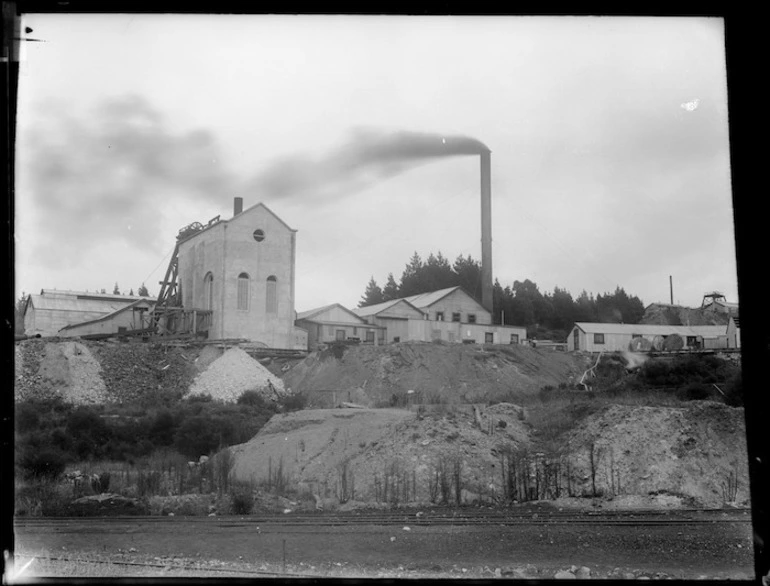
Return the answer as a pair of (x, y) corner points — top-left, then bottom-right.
(227, 400), (750, 510)
(283, 342), (591, 407)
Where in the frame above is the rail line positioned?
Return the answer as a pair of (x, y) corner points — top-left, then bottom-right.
(15, 507), (751, 529)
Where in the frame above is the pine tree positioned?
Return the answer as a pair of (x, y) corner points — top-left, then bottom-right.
(129, 288), (135, 296)
(138, 283), (150, 297)
(382, 273), (399, 301)
(359, 276), (384, 307)
(113, 282), (120, 295)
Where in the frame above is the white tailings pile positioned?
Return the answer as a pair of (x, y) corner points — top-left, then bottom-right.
(188, 347), (286, 402)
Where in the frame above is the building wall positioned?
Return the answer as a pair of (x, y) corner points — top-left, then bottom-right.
(423, 289), (492, 325)
(568, 327), (727, 352)
(177, 205), (301, 349)
(25, 308), (116, 337)
(295, 319), (380, 349)
(59, 307), (150, 337)
(407, 320), (526, 344)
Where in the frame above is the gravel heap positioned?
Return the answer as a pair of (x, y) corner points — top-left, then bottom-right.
(59, 341), (109, 404)
(14, 340), (108, 404)
(188, 347), (286, 403)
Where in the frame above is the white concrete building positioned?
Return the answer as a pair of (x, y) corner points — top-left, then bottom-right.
(176, 200), (307, 350)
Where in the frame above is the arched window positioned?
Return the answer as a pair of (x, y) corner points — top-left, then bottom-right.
(203, 272), (214, 311)
(266, 276), (277, 313)
(237, 273), (250, 311)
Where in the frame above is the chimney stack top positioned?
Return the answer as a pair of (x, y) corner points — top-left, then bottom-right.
(234, 197), (243, 216)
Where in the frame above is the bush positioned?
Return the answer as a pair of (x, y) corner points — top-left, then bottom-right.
(678, 383), (712, 401)
(149, 409), (176, 446)
(280, 392), (307, 412)
(230, 483), (254, 515)
(66, 407), (113, 460)
(237, 390), (269, 409)
(173, 415), (235, 458)
(18, 448), (67, 480)
(724, 372), (743, 407)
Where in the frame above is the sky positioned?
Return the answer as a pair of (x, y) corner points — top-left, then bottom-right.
(14, 15), (736, 313)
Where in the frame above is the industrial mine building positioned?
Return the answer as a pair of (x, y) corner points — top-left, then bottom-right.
(171, 198), (308, 350)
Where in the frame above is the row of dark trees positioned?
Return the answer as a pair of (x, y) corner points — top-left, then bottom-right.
(359, 251), (646, 340)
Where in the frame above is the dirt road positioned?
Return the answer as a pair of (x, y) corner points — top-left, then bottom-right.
(13, 509), (755, 580)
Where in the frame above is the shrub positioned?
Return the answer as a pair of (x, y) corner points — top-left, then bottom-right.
(237, 390), (268, 409)
(173, 415), (234, 459)
(280, 392), (307, 412)
(678, 383), (712, 401)
(724, 372), (743, 407)
(66, 407), (113, 460)
(149, 409), (176, 446)
(18, 448), (67, 480)
(230, 482), (254, 515)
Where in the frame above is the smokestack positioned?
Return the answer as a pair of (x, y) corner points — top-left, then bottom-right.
(670, 275), (673, 305)
(480, 150), (493, 314)
(234, 197), (243, 216)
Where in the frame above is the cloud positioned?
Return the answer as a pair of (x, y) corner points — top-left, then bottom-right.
(19, 95), (239, 268)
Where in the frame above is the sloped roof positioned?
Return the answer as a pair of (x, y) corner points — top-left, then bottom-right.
(296, 303), (367, 324)
(402, 286), (464, 308)
(353, 298), (425, 318)
(26, 290), (154, 315)
(181, 202), (296, 244)
(573, 322), (727, 337)
(59, 298), (155, 331)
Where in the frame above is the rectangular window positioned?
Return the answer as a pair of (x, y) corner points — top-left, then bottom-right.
(393, 336), (401, 343)
(510, 334), (519, 344)
(632, 333), (641, 339)
(237, 278), (249, 310)
(594, 333), (605, 344)
(435, 311), (444, 321)
(452, 312), (461, 322)
(485, 332), (494, 343)
(573, 328), (580, 350)
(336, 329), (346, 341)
(468, 314), (476, 324)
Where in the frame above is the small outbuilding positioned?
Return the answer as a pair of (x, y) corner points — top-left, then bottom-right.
(23, 290), (155, 337)
(295, 303), (385, 350)
(567, 322), (731, 353)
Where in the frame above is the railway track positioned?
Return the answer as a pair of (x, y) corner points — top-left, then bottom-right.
(15, 507), (751, 529)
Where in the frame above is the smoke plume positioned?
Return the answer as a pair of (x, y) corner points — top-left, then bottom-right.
(249, 129), (490, 199)
(19, 95), (240, 267)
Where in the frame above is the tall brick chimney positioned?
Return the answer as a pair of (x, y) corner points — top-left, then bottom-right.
(234, 197), (243, 216)
(480, 150), (493, 314)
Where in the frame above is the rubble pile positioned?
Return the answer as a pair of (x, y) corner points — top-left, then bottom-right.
(563, 402), (750, 508)
(92, 342), (199, 404)
(284, 342), (590, 407)
(188, 347), (286, 403)
(14, 340), (108, 404)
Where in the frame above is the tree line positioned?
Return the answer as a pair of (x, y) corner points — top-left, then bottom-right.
(359, 251), (646, 341)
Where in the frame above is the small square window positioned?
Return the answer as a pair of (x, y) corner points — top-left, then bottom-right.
(594, 333), (605, 344)
(452, 312), (461, 322)
(435, 312), (444, 321)
(468, 314), (476, 324)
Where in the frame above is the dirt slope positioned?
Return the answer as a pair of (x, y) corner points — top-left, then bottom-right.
(229, 404), (531, 507)
(562, 402), (750, 508)
(283, 342), (590, 407)
(228, 400), (749, 510)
